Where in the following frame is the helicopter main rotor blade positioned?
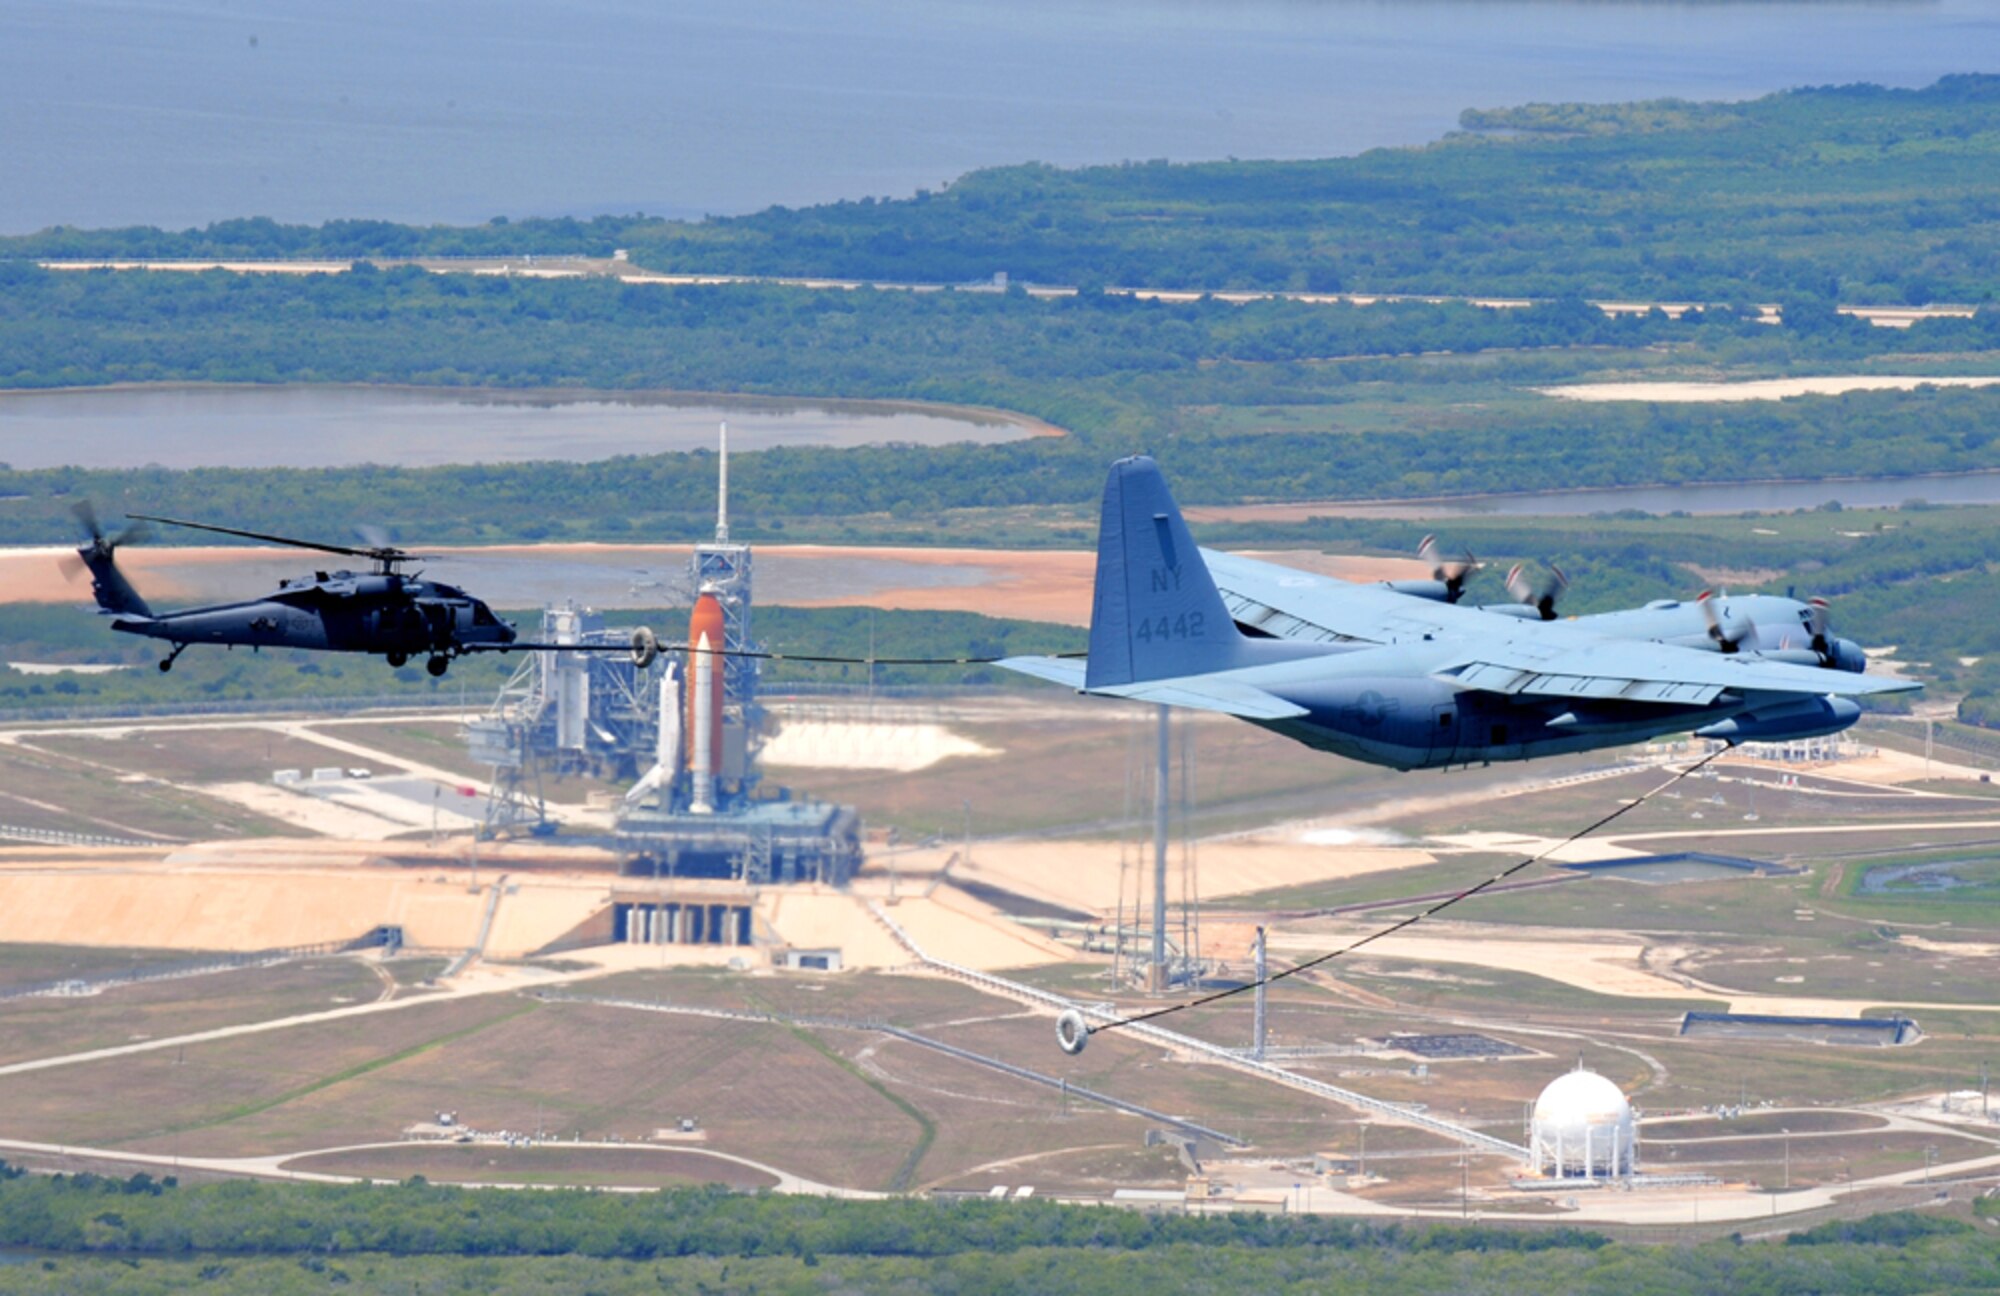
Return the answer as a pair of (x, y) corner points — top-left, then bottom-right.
(125, 514), (434, 563)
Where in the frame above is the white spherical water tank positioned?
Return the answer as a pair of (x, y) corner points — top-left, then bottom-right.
(1531, 1068), (1636, 1179)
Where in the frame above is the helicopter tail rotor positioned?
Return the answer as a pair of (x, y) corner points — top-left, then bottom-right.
(65, 501), (154, 618)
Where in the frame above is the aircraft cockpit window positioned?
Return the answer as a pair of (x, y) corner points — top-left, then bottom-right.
(473, 605), (497, 626)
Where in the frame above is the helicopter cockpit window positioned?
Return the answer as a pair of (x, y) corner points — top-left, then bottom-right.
(473, 605), (498, 626)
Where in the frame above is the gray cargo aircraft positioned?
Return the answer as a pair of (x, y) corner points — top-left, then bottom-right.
(999, 456), (1917, 769)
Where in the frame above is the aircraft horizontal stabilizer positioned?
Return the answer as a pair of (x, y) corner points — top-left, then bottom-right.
(995, 655), (1089, 690)
(996, 655), (1306, 719)
(1090, 674), (1309, 720)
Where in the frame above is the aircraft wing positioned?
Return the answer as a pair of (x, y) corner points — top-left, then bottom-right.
(1201, 549), (1920, 702)
(994, 655), (1308, 720)
(1204, 549), (1493, 644)
(1435, 641), (1920, 703)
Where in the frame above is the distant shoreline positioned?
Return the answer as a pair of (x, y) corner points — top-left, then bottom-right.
(0, 381), (1067, 443)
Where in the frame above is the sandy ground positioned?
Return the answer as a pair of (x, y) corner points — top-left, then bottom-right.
(1539, 375), (2000, 403)
(1267, 924), (1689, 999)
(759, 719), (996, 771)
(0, 833), (1064, 970)
(1827, 746), (1994, 785)
(0, 542), (1423, 625)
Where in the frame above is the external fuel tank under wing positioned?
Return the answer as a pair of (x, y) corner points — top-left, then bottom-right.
(997, 456), (1918, 771)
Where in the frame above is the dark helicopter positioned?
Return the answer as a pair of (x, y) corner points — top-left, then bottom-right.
(67, 505), (516, 676)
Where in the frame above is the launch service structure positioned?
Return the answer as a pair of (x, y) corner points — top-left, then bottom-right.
(466, 424), (860, 887)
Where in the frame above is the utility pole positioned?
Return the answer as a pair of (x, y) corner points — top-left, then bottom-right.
(1151, 704), (1169, 994)
(1252, 925), (1268, 1061)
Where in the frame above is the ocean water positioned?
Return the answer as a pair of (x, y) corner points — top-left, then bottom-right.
(1, 0), (1993, 233)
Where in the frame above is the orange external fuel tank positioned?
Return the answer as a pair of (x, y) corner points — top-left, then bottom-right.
(685, 590), (726, 778)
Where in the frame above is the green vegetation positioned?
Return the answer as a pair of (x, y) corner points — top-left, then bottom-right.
(0, 1169), (1996, 1294)
(3, 262), (2000, 531)
(618, 77), (2000, 303)
(5, 79), (2000, 725)
(11, 77), (2000, 304)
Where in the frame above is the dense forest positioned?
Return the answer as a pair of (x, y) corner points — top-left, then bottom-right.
(0, 1167), (1994, 1295)
(7, 78), (2000, 304)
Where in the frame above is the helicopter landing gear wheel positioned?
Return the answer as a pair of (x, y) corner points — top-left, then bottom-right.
(386, 651), (408, 668)
(426, 655), (449, 678)
(158, 643), (188, 673)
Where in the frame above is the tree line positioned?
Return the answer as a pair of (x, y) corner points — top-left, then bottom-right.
(7, 78), (2000, 305)
(0, 1166), (1994, 1296)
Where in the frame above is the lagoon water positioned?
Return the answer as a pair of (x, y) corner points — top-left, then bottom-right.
(0, 387), (1028, 470)
(1, 1), (1995, 233)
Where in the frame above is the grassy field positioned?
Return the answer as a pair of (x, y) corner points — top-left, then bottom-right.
(0, 740), (298, 840)
(0, 995), (534, 1153)
(25, 727), (363, 787)
(0, 957), (388, 1066)
(1646, 1110), (1887, 1139)
(0, 942), (232, 991)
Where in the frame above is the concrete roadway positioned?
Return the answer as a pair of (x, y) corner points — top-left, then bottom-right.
(0, 1134), (867, 1199)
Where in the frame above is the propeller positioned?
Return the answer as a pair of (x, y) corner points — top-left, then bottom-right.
(1697, 589), (1756, 654)
(1806, 595), (1833, 657)
(61, 501), (149, 581)
(1417, 534), (1479, 604)
(1505, 561), (1569, 620)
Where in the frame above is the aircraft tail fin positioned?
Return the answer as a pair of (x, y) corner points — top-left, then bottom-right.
(1085, 456), (1259, 689)
(74, 544), (152, 620)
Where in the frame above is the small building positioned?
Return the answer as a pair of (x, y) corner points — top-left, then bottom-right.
(1531, 1067), (1636, 1180)
(1679, 1011), (1920, 1047)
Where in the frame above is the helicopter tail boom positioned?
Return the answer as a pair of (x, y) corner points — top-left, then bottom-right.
(71, 533), (154, 621)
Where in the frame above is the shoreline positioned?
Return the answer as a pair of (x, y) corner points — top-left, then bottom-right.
(0, 380), (1068, 446)
(1183, 466), (2000, 523)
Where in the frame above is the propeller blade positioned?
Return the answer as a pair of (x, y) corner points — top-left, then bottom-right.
(1419, 535), (1477, 601)
(1807, 596), (1832, 640)
(1507, 561), (1565, 619)
(71, 500), (103, 545)
(1698, 589), (1751, 653)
